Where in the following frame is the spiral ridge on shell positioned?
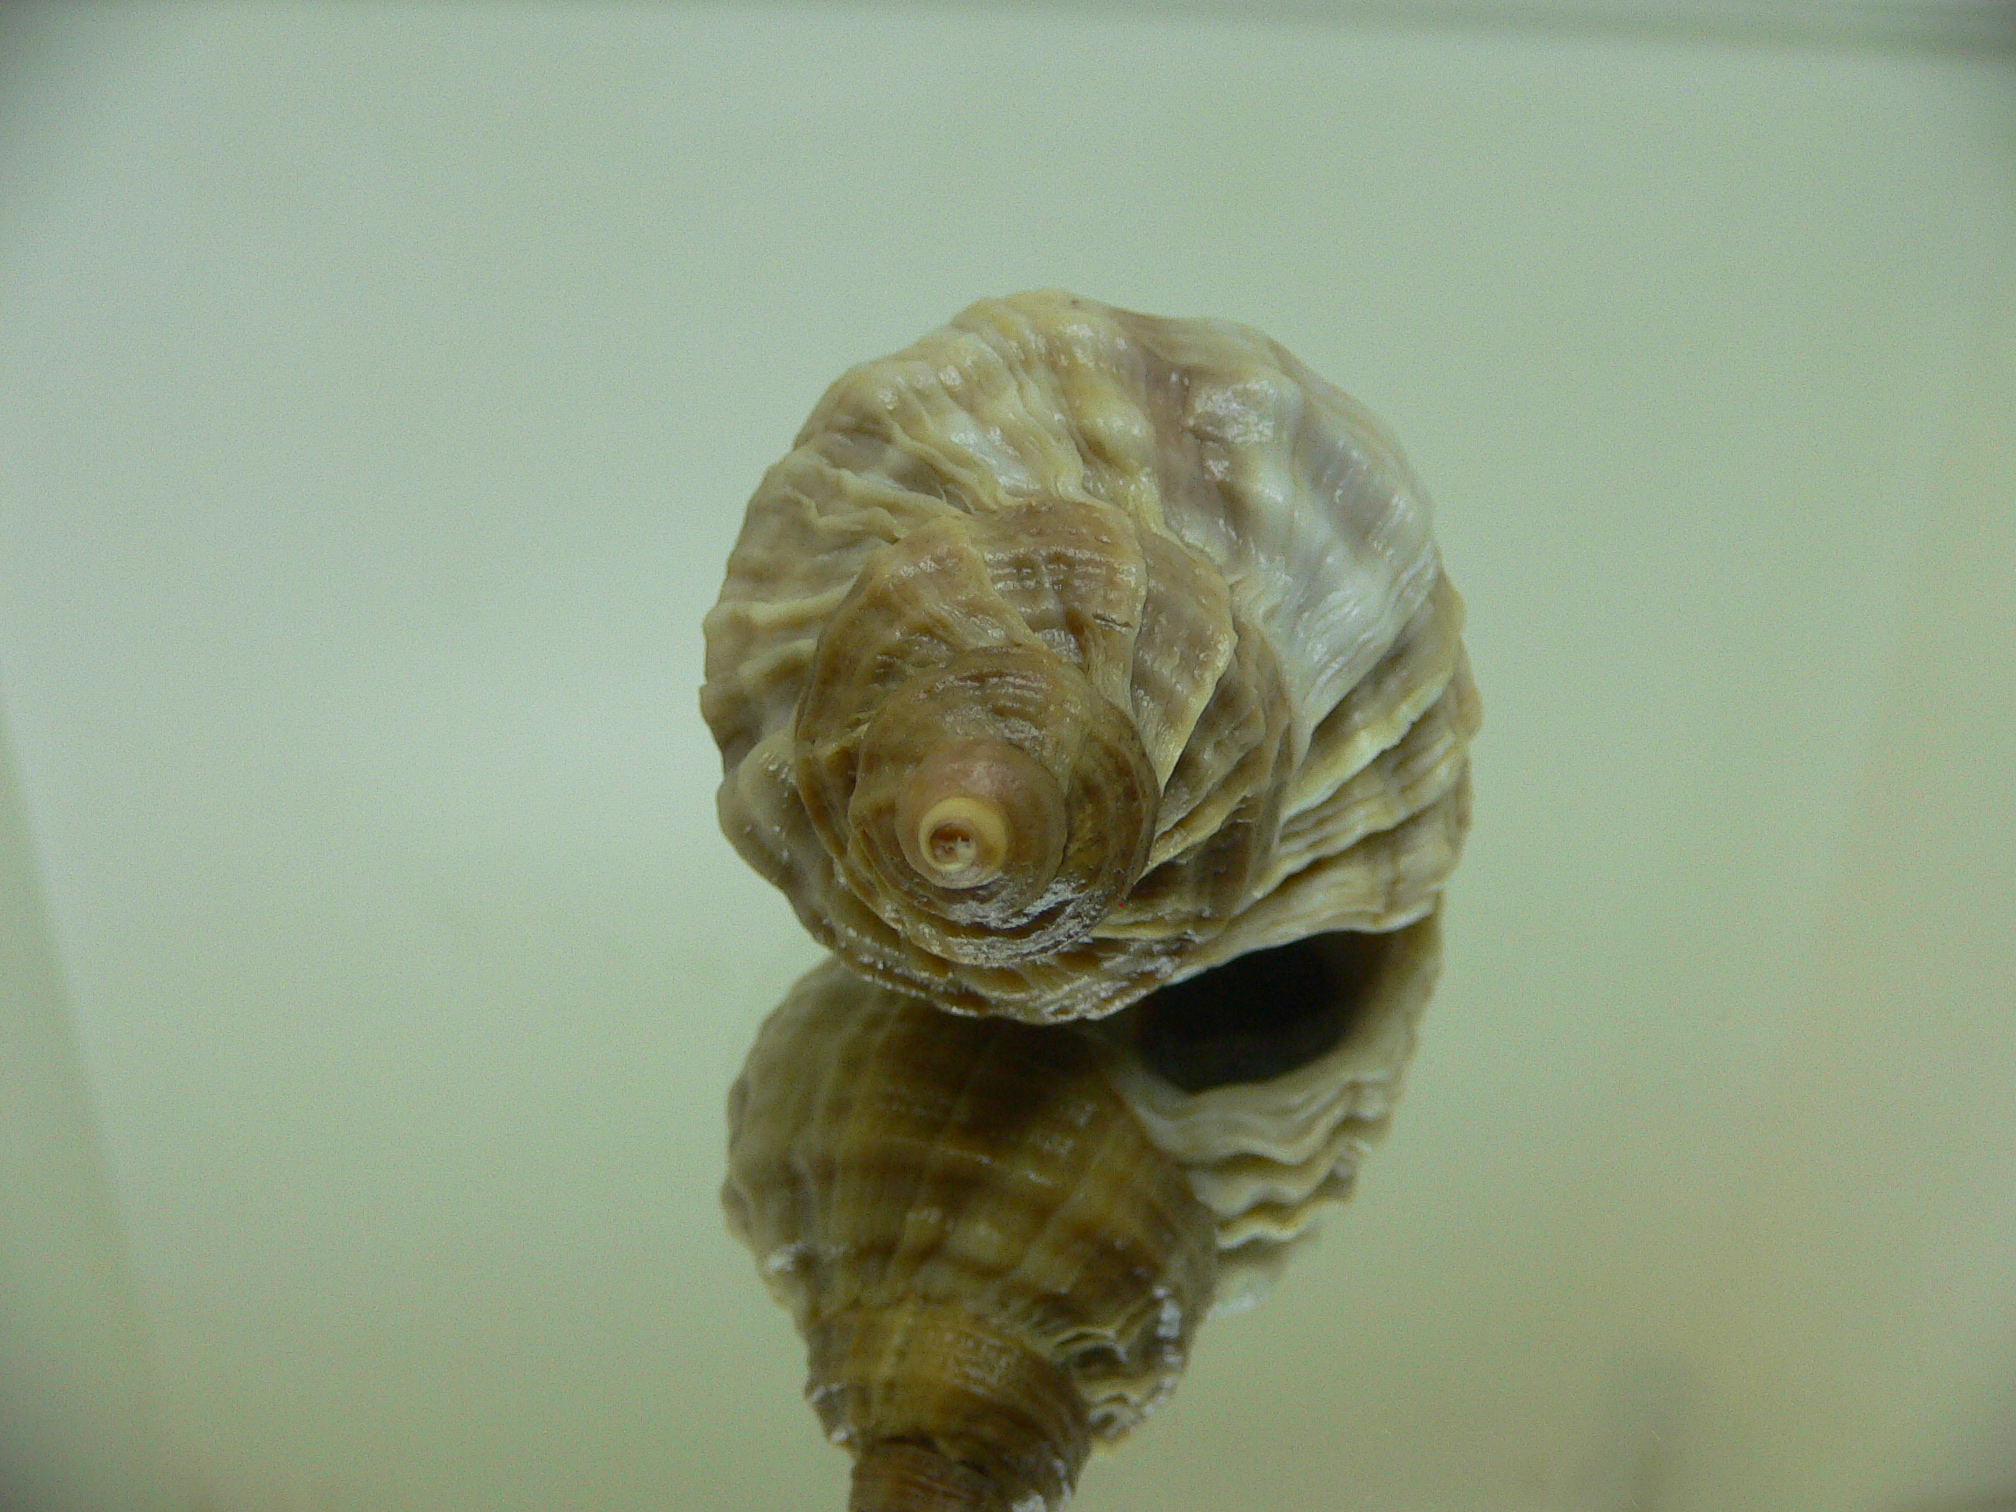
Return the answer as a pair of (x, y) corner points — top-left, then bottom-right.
(702, 290), (1478, 1022)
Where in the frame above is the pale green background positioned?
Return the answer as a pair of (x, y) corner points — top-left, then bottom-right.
(2, 5), (2013, 1511)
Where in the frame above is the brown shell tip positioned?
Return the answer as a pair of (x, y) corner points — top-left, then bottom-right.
(849, 1441), (1020, 1512)
(892, 740), (1066, 897)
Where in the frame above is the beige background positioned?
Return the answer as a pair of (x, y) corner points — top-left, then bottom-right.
(2, 5), (2012, 1511)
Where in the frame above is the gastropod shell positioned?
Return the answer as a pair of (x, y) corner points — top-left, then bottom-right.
(702, 291), (1477, 1022)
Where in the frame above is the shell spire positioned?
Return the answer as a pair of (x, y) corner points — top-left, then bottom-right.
(722, 912), (1444, 1508)
(723, 960), (1220, 1512)
(702, 290), (1478, 1022)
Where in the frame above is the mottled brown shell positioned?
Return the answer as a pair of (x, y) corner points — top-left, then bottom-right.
(722, 917), (1441, 1509)
(703, 291), (1477, 1023)
(723, 959), (1219, 1512)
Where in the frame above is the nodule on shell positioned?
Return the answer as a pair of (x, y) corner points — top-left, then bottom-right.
(702, 290), (1477, 1021)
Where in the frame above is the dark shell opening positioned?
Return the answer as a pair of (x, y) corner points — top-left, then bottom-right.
(1132, 931), (1391, 1093)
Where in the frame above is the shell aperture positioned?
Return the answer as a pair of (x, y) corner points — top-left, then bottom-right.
(702, 291), (1477, 1023)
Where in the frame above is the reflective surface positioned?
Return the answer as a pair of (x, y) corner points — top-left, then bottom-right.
(721, 921), (1437, 1511)
(2, 7), (2014, 1512)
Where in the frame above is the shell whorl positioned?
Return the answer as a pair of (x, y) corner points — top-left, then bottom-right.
(703, 290), (1475, 1022)
(794, 517), (1161, 964)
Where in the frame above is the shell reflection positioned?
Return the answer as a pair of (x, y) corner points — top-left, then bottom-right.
(722, 912), (1441, 1510)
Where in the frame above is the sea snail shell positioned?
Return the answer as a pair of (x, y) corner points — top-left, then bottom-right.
(722, 913), (1438, 1511)
(724, 958), (1221, 1512)
(702, 290), (1478, 1022)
